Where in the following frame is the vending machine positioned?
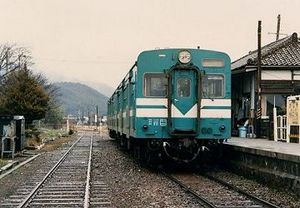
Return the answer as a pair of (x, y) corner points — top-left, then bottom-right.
(286, 95), (300, 143)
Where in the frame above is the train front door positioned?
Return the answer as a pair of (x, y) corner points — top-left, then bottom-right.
(169, 68), (200, 136)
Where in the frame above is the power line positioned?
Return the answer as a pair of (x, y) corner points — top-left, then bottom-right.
(34, 57), (131, 64)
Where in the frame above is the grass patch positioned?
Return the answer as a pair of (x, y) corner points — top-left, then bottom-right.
(39, 128), (69, 142)
(36, 128), (76, 151)
(26, 128), (72, 150)
(42, 136), (76, 152)
(0, 159), (8, 169)
(26, 137), (42, 148)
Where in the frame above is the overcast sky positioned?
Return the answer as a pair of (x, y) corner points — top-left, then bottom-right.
(0, 0), (299, 88)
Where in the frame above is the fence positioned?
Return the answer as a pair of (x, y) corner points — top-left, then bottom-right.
(274, 114), (287, 142)
(273, 107), (300, 143)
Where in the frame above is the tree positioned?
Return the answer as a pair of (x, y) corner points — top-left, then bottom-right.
(0, 68), (51, 124)
(0, 44), (32, 80)
(0, 44), (60, 127)
(42, 76), (63, 128)
(44, 106), (64, 129)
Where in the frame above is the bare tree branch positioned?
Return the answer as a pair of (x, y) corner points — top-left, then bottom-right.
(0, 43), (33, 80)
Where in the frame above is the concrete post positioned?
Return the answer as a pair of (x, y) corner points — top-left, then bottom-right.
(273, 107), (277, 141)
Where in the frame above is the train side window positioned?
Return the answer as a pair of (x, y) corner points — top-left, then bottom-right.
(144, 73), (167, 97)
(203, 74), (224, 98)
(177, 78), (191, 97)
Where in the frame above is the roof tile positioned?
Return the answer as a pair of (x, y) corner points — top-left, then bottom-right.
(232, 33), (300, 70)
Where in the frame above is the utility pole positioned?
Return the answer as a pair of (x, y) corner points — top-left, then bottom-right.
(82, 109), (84, 124)
(276, 14), (281, 41)
(67, 115), (70, 133)
(87, 110), (90, 126)
(268, 14), (288, 40)
(256, 20), (262, 137)
(257, 20), (262, 117)
(95, 105), (99, 126)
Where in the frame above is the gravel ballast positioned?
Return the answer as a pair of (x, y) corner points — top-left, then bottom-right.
(92, 133), (202, 207)
(1, 131), (298, 207)
(208, 170), (300, 208)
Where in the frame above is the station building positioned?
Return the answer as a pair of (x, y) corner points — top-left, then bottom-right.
(231, 32), (300, 139)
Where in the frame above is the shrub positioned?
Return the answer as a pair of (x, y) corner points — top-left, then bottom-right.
(68, 129), (74, 135)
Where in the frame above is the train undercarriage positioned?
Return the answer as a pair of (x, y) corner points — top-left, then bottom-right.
(110, 130), (224, 165)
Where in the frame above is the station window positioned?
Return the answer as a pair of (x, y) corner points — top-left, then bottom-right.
(144, 73), (167, 97)
(177, 78), (191, 97)
(203, 74), (224, 98)
(263, 94), (286, 116)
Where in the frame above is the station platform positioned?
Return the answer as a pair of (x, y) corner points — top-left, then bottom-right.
(221, 137), (300, 195)
(224, 137), (300, 163)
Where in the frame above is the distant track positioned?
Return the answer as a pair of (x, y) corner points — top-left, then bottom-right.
(1, 133), (111, 208)
(18, 135), (90, 207)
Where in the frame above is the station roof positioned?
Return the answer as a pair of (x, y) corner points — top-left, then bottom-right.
(232, 32), (300, 71)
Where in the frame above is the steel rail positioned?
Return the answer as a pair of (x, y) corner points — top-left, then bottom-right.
(84, 135), (93, 208)
(161, 171), (217, 208)
(202, 173), (280, 208)
(0, 153), (41, 180)
(17, 136), (83, 208)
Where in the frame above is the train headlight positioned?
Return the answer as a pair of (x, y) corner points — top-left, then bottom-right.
(178, 50), (191, 64)
(219, 125), (226, 132)
(207, 128), (212, 134)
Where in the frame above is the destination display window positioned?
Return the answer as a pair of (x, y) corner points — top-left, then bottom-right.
(177, 78), (191, 97)
(203, 74), (224, 98)
(202, 58), (225, 68)
(144, 73), (167, 97)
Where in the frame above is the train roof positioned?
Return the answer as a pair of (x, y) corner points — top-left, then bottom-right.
(137, 48), (230, 58)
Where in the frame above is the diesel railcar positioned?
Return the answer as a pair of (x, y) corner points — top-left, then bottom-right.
(107, 48), (231, 163)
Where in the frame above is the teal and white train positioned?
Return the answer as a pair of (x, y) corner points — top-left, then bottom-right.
(107, 48), (231, 163)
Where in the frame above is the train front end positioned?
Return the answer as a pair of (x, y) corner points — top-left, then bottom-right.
(135, 49), (231, 162)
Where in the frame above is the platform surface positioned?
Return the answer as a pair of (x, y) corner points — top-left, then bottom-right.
(225, 137), (300, 158)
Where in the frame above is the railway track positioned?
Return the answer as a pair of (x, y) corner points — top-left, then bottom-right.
(1, 133), (111, 208)
(163, 171), (280, 208)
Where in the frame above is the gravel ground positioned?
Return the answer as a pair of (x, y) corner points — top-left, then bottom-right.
(94, 131), (300, 208)
(0, 132), (203, 207)
(2, 130), (296, 208)
(208, 170), (300, 208)
(92, 133), (203, 208)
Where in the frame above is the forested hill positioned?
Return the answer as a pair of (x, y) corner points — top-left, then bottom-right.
(54, 82), (108, 116)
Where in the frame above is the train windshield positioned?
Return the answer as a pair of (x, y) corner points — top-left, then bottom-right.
(177, 78), (191, 97)
(202, 74), (224, 98)
(144, 73), (167, 97)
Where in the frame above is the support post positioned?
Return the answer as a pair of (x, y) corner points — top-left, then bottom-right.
(273, 107), (278, 141)
(276, 14), (281, 41)
(66, 115), (70, 133)
(256, 20), (262, 137)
